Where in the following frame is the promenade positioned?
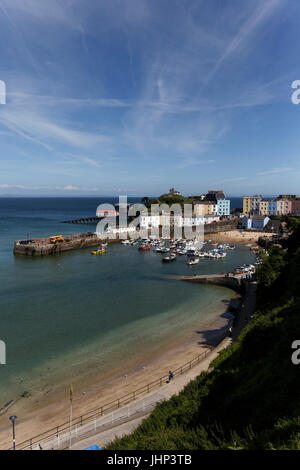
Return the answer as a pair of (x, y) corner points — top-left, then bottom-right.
(6, 280), (256, 451)
(70, 282), (256, 450)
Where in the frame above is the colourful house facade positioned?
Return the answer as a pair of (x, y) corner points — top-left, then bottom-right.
(243, 195), (262, 215)
(276, 199), (292, 215)
(259, 200), (269, 216)
(217, 199), (230, 216)
(268, 200), (277, 216)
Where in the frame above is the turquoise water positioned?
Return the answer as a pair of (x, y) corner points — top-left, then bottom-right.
(0, 198), (253, 408)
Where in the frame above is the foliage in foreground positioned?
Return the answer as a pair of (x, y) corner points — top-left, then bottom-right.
(106, 219), (300, 450)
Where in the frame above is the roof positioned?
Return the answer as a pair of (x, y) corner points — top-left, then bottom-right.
(194, 201), (217, 205)
(244, 215), (268, 220)
(266, 219), (282, 229)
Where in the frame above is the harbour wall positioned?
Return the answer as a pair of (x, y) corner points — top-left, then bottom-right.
(204, 219), (239, 234)
(13, 235), (118, 257)
(181, 274), (243, 292)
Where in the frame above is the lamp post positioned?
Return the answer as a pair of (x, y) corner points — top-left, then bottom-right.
(9, 415), (17, 450)
(69, 384), (73, 450)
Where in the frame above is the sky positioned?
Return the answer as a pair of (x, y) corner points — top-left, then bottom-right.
(0, 0), (299, 197)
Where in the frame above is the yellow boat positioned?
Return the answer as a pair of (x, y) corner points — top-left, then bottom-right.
(91, 248), (106, 255)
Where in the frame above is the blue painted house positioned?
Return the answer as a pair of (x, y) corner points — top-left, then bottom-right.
(268, 200), (277, 216)
(217, 199), (230, 216)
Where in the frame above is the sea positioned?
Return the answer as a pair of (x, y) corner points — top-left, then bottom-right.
(0, 196), (250, 412)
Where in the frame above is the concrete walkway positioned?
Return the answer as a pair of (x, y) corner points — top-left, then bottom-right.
(63, 281), (256, 450)
(69, 338), (231, 450)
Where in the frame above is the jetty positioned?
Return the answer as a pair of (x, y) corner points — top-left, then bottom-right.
(13, 233), (112, 256)
(61, 217), (99, 224)
(180, 273), (246, 291)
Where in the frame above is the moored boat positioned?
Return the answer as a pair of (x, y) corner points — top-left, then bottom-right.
(162, 253), (177, 262)
(139, 244), (151, 251)
(91, 246), (106, 255)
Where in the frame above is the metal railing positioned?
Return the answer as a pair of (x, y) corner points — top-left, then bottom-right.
(11, 344), (217, 450)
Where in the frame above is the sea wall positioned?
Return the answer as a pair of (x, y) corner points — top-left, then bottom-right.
(204, 219), (239, 234)
(13, 235), (119, 256)
(181, 274), (243, 292)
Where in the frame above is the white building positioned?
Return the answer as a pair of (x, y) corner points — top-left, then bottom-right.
(140, 214), (220, 228)
(140, 214), (160, 228)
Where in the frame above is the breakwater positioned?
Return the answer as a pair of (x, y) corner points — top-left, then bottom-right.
(13, 233), (114, 256)
(61, 216), (99, 224)
(181, 273), (244, 292)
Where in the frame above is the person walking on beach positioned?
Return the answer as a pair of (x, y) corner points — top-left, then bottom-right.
(168, 370), (173, 382)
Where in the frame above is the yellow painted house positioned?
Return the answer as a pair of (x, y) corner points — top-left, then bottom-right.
(243, 195), (262, 215)
(243, 196), (251, 215)
(259, 200), (269, 216)
(193, 202), (218, 217)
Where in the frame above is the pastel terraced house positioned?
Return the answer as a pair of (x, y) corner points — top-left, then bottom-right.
(291, 198), (300, 216)
(259, 200), (269, 216)
(217, 199), (230, 216)
(243, 195), (262, 215)
(276, 199), (292, 215)
(268, 200), (277, 216)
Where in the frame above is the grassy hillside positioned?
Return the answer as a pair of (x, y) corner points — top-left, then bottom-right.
(141, 194), (194, 209)
(107, 219), (300, 450)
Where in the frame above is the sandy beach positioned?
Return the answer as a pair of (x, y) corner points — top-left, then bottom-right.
(0, 296), (238, 450)
(0, 227), (257, 450)
(205, 229), (276, 245)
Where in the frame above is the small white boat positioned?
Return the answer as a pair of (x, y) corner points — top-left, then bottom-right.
(187, 258), (200, 265)
(162, 254), (177, 262)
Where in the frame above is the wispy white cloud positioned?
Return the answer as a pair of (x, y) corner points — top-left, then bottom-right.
(63, 185), (79, 191)
(0, 0), (83, 30)
(0, 108), (110, 149)
(0, 183), (99, 192)
(63, 154), (101, 168)
(210, 176), (246, 186)
(177, 158), (215, 169)
(258, 167), (293, 176)
(205, 0), (283, 81)
(9, 92), (129, 109)
(0, 0), (297, 195)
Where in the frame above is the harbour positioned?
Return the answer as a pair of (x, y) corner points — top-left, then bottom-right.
(0, 197), (257, 446)
(1, 0), (299, 451)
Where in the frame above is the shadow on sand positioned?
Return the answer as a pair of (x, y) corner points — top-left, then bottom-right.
(196, 297), (241, 347)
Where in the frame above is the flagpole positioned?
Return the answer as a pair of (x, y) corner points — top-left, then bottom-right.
(69, 384), (73, 449)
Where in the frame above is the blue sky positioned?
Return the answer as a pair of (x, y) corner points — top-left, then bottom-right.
(0, 0), (299, 197)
